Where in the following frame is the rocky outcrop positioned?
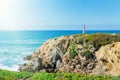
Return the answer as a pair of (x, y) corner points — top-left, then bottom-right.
(93, 42), (120, 76)
(19, 34), (120, 76)
(20, 36), (74, 72)
(19, 58), (43, 72)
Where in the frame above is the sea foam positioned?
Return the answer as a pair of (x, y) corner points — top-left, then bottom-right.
(0, 39), (44, 71)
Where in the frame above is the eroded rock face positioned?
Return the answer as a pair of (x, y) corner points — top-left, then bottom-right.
(20, 36), (73, 72)
(93, 42), (120, 76)
(19, 35), (120, 76)
(19, 58), (43, 72)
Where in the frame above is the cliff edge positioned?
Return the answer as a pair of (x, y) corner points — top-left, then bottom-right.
(19, 34), (120, 76)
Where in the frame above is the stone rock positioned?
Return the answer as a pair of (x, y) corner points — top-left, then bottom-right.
(75, 64), (81, 69)
(49, 48), (62, 64)
(93, 42), (120, 76)
(19, 34), (120, 76)
(87, 63), (94, 70)
(23, 55), (32, 60)
(56, 60), (62, 69)
(19, 58), (43, 72)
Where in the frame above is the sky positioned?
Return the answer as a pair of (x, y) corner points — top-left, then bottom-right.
(0, 0), (120, 30)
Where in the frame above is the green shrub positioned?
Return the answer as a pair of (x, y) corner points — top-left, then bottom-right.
(68, 44), (77, 58)
(81, 50), (93, 59)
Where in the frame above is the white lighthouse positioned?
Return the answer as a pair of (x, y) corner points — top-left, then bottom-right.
(82, 25), (86, 34)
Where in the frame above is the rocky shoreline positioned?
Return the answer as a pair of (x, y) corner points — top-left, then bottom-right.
(19, 34), (120, 76)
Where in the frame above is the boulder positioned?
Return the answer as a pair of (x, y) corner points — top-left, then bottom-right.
(23, 55), (32, 60)
(19, 58), (43, 72)
(93, 42), (120, 76)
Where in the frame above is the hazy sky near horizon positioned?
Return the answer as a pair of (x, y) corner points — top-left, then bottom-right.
(0, 0), (120, 30)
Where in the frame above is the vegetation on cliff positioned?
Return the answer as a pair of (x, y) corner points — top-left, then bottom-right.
(74, 33), (120, 50)
(1, 70), (120, 80)
(67, 33), (120, 59)
(1, 33), (120, 80)
(19, 33), (120, 76)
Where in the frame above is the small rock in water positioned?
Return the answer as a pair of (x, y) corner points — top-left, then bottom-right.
(23, 55), (32, 60)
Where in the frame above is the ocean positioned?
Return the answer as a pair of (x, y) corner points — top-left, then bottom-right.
(0, 30), (120, 71)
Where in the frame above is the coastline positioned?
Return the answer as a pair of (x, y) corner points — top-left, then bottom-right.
(19, 33), (120, 76)
(1, 33), (120, 79)
(1, 30), (120, 72)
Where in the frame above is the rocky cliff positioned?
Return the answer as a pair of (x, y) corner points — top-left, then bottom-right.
(19, 34), (120, 76)
(94, 42), (120, 76)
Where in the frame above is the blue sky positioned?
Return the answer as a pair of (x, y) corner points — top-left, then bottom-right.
(0, 0), (120, 30)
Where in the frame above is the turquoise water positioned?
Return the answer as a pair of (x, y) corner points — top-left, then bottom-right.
(0, 30), (120, 71)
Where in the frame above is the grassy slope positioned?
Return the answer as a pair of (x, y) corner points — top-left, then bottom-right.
(74, 33), (120, 50)
(1, 70), (119, 80)
(0, 70), (32, 80)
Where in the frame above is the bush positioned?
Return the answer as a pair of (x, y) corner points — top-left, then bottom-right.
(81, 50), (93, 59)
(68, 44), (77, 58)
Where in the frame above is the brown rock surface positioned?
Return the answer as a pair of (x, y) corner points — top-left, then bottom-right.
(19, 35), (120, 76)
(93, 42), (120, 76)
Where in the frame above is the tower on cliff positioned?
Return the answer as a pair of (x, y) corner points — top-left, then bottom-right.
(82, 25), (86, 34)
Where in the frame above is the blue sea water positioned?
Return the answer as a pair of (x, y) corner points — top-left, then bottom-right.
(0, 30), (120, 71)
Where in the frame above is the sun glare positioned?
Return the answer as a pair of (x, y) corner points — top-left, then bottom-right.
(0, 0), (17, 30)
